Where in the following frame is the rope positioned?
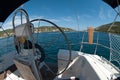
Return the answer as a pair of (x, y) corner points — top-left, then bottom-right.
(109, 33), (112, 61)
(94, 32), (99, 54)
(107, 0), (120, 32)
(117, 0), (120, 12)
(80, 31), (86, 51)
(36, 20), (41, 44)
(107, 14), (118, 32)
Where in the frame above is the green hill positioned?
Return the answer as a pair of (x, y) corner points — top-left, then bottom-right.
(0, 26), (75, 37)
(35, 26), (75, 32)
(95, 21), (120, 34)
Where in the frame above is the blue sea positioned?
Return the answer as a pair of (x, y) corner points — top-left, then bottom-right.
(0, 31), (117, 67)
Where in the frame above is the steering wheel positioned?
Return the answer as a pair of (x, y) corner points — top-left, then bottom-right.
(30, 19), (72, 75)
(12, 8), (72, 76)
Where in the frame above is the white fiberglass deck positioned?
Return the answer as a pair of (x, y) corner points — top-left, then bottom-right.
(57, 49), (120, 80)
(0, 49), (120, 80)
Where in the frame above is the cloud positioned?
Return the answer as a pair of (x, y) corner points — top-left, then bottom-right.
(2, 15), (45, 29)
(3, 20), (12, 29)
(99, 7), (106, 20)
(82, 14), (92, 19)
(47, 18), (60, 22)
(98, 7), (115, 21)
(61, 16), (74, 22)
(3, 15), (60, 29)
(29, 15), (44, 20)
(2, 15), (76, 30)
(3, 16), (27, 29)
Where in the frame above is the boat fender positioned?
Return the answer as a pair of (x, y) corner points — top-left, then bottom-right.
(23, 40), (45, 62)
(35, 43), (45, 63)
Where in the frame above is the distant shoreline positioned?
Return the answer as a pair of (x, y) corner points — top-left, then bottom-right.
(0, 26), (75, 38)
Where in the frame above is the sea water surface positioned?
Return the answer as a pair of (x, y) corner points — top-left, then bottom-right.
(0, 31), (112, 65)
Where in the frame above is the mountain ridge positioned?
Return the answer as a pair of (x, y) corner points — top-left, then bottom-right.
(95, 21), (120, 34)
(0, 26), (75, 37)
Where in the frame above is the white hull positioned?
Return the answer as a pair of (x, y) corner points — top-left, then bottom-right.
(0, 49), (120, 80)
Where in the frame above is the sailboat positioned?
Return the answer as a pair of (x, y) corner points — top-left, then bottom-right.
(0, 0), (120, 80)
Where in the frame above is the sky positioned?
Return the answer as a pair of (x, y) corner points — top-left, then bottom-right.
(2, 0), (120, 30)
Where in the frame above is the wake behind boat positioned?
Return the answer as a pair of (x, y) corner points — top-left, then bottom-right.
(0, 0), (120, 80)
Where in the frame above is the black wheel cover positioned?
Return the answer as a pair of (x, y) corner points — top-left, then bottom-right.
(35, 43), (45, 63)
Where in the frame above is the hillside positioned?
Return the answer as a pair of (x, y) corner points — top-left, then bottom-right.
(0, 26), (75, 37)
(95, 21), (120, 34)
(35, 26), (75, 32)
